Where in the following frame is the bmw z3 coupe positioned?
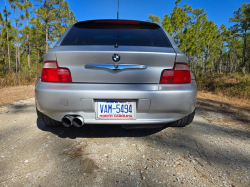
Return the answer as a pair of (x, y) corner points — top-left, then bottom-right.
(35, 20), (197, 129)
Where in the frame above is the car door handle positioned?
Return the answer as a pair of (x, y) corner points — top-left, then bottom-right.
(85, 64), (147, 70)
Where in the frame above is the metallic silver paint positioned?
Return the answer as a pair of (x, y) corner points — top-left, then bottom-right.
(55, 46), (176, 83)
(36, 21), (197, 125)
(35, 81), (197, 124)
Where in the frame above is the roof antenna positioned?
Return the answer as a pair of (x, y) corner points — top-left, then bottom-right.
(117, 0), (119, 19)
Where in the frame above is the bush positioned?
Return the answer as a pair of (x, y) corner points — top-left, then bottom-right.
(0, 72), (38, 88)
(196, 73), (250, 101)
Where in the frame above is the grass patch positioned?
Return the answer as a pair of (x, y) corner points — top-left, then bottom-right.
(196, 73), (250, 101)
(0, 72), (37, 89)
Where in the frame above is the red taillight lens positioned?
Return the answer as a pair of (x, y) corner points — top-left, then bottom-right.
(160, 63), (191, 84)
(41, 61), (72, 83)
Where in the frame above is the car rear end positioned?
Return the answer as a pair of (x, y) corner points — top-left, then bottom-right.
(35, 20), (197, 128)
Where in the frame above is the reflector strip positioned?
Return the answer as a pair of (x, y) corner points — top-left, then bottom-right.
(43, 62), (57, 69)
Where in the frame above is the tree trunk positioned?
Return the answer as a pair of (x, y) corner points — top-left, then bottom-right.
(1, 24), (5, 76)
(37, 43), (39, 73)
(45, 21), (48, 53)
(6, 26), (10, 72)
(5, 1), (11, 72)
(219, 45), (223, 73)
(15, 8), (18, 73)
(18, 40), (20, 71)
(241, 31), (247, 74)
(16, 43), (18, 73)
(229, 49), (232, 73)
(26, 0), (30, 68)
(17, 27), (20, 71)
(193, 55), (196, 75)
(232, 48), (236, 73)
(17, 7), (21, 71)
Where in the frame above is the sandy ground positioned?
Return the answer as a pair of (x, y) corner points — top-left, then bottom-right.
(0, 85), (34, 107)
(0, 88), (250, 186)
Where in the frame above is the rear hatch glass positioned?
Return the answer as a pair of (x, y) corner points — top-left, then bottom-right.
(60, 20), (172, 47)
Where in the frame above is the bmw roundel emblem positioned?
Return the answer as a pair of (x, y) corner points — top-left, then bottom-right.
(112, 54), (120, 62)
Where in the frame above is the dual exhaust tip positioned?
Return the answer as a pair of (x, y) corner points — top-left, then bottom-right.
(62, 115), (84, 127)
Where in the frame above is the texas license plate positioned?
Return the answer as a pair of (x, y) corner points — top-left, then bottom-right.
(97, 100), (136, 119)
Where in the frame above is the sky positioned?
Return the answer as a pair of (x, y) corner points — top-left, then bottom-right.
(0, 0), (248, 29)
(67, 0), (248, 28)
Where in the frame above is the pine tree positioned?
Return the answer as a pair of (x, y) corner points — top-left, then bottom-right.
(147, 14), (161, 24)
(3, 0), (11, 72)
(10, 0), (23, 72)
(0, 13), (5, 76)
(23, 0), (33, 68)
(230, 3), (250, 73)
(35, 0), (77, 53)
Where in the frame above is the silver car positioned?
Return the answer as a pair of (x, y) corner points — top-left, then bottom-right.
(35, 20), (197, 129)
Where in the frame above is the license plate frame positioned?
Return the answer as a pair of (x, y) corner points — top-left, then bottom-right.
(96, 100), (136, 120)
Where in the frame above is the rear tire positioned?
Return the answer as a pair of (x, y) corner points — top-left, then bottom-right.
(37, 108), (62, 126)
(169, 110), (195, 127)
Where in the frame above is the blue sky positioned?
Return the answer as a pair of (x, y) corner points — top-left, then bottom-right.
(68, 0), (247, 28)
(0, 0), (248, 29)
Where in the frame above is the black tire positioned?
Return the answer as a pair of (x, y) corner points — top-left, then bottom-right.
(37, 108), (62, 126)
(169, 110), (195, 127)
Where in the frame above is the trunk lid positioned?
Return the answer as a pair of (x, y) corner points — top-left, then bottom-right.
(55, 45), (176, 83)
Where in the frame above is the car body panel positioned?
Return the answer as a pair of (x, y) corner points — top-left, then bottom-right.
(35, 80), (197, 124)
(35, 19), (197, 125)
(55, 46), (176, 83)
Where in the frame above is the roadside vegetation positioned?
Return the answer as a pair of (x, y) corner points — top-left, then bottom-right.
(0, 69), (40, 88)
(147, 0), (250, 101)
(0, 0), (249, 101)
(196, 73), (250, 101)
(148, 0), (250, 75)
(0, 0), (77, 87)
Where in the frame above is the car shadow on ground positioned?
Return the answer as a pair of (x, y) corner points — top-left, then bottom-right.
(36, 97), (250, 139)
(36, 118), (168, 138)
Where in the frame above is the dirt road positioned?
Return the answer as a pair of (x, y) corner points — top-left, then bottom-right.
(0, 96), (250, 187)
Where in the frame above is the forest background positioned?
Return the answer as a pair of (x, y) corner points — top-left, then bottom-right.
(0, 0), (249, 100)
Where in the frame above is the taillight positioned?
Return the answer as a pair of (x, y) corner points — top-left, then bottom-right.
(41, 61), (72, 83)
(160, 63), (191, 84)
(95, 20), (139, 24)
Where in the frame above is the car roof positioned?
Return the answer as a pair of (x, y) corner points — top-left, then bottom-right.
(74, 19), (160, 28)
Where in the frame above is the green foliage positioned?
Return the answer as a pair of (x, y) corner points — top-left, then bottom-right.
(229, 3), (250, 71)
(149, 1), (250, 74)
(147, 14), (161, 24)
(147, 1), (250, 100)
(0, 0), (77, 80)
(196, 73), (250, 100)
(229, 3), (250, 34)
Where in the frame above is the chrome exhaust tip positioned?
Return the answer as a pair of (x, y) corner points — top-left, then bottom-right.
(72, 116), (84, 127)
(62, 115), (74, 127)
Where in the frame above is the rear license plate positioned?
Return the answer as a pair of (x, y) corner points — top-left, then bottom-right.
(97, 100), (136, 119)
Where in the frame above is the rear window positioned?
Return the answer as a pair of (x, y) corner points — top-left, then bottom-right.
(61, 20), (172, 47)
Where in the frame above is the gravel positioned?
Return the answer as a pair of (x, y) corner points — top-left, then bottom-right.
(0, 97), (249, 187)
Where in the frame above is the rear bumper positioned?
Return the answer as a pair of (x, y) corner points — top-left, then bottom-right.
(35, 80), (197, 124)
